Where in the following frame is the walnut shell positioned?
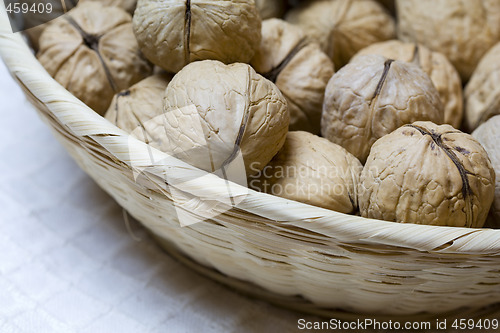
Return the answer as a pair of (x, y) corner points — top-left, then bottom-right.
(397, 0), (500, 82)
(464, 42), (500, 132)
(359, 121), (496, 228)
(37, 2), (153, 115)
(321, 55), (444, 164)
(104, 73), (172, 133)
(25, 0), (137, 51)
(285, 0), (395, 69)
(141, 60), (289, 176)
(133, 0), (261, 73)
(354, 40), (463, 129)
(250, 131), (362, 213)
(473, 116), (500, 228)
(251, 19), (334, 134)
(255, 0), (286, 19)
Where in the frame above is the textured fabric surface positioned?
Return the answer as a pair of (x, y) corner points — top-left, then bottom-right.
(0, 60), (325, 333)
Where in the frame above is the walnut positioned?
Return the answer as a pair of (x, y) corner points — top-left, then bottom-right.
(25, 0), (137, 51)
(255, 0), (286, 19)
(396, 0), (500, 82)
(138, 60), (289, 176)
(250, 131), (362, 213)
(321, 55), (444, 164)
(37, 2), (153, 115)
(464, 42), (500, 132)
(285, 0), (396, 70)
(359, 121), (496, 228)
(251, 19), (334, 134)
(354, 40), (463, 129)
(472, 116), (500, 228)
(133, 0), (262, 73)
(104, 73), (172, 133)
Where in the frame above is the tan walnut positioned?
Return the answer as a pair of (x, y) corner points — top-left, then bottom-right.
(139, 60), (289, 176)
(255, 0), (287, 19)
(464, 42), (500, 132)
(250, 131), (362, 213)
(359, 121), (496, 228)
(397, 0), (500, 82)
(285, 0), (395, 70)
(25, 0), (137, 51)
(133, 0), (262, 73)
(321, 55), (444, 164)
(473, 116), (500, 228)
(37, 2), (153, 115)
(354, 40), (463, 129)
(251, 19), (334, 134)
(104, 73), (172, 133)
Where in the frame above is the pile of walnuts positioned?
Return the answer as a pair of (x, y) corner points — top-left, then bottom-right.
(34, 0), (499, 229)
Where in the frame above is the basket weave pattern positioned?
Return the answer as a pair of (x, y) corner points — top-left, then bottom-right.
(2, 10), (500, 319)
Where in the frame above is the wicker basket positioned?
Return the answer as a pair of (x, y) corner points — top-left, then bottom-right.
(2, 10), (500, 321)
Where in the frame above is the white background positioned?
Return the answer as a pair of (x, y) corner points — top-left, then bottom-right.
(0, 59), (326, 332)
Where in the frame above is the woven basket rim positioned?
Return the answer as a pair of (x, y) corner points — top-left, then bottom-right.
(1, 11), (500, 256)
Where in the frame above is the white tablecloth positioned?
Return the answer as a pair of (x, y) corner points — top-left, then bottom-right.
(0, 60), (326, 332)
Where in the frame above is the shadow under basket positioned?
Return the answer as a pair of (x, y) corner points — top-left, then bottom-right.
(2, 12), (500, 321)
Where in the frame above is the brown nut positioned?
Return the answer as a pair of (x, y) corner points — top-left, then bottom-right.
(37, 2), (153, 115)
(250, 131), (362, 213)
(255, 0), (286, 19)
(133, 0), (261, 73)
(141, 60), (289, 176)
(104, 73), (172, 133)
(397, 0), (500, 82)
(321, 55), (444, 164)
(464, 42), (500, 132)
(359, 121), (496, 228)
(472, 115), (500, 228)
(354, 40), (463, 129)
(285, 0), (395, 70)
(251, 19), (334, 134)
